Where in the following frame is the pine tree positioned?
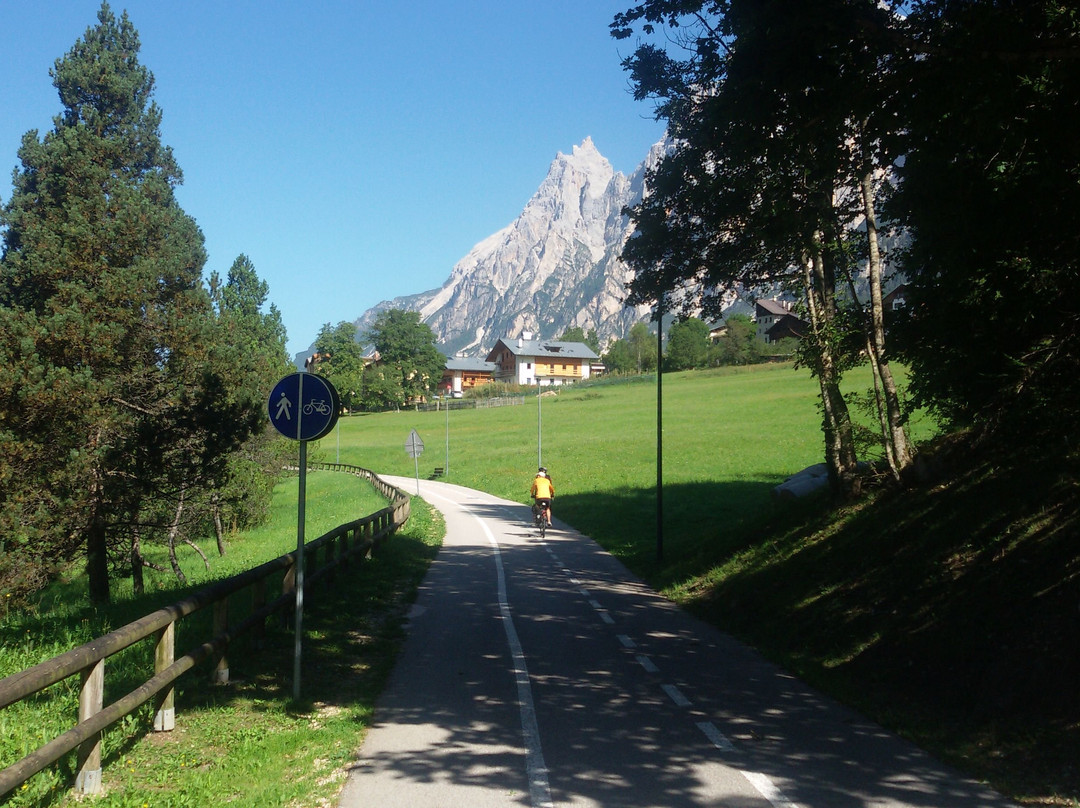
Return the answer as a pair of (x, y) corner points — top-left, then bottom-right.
(0, 3), (216, 601)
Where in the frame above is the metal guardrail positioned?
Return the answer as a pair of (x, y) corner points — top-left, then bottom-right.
(0, 464), (410, 800)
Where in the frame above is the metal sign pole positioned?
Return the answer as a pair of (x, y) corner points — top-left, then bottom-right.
(294, 439), (307, 700)
(266, 370), (340, 704)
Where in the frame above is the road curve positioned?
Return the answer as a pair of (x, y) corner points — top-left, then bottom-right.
(337, 477), (1014, 808)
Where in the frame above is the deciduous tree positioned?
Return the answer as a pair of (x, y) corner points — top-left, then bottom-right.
(665, 317), (710, 371)
(558, 326), (601, 354)
(889, 0), (1080, 452)
(314, 320), (367, 412)
(612, 0), (912, 494)
(365, 310), (445, 407)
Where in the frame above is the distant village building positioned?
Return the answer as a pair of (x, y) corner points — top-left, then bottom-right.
(883, 283), (909, 312)
(440, 356), (497, 398)
(755, 299), (809, 344)
(485, 334), (600, 386)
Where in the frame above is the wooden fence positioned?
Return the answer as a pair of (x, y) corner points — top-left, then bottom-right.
(0, 463), (410, 801)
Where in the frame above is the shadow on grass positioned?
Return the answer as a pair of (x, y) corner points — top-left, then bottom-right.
(674, 458), (1080, 803)
(553, 477), (824, 589)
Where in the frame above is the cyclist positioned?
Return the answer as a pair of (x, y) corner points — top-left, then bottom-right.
(530, 467), (554, 527)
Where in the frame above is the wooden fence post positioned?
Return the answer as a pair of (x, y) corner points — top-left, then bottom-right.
(153, 622), (175, 731)
(212, 600), (229, 684)
(74, 659), (104, 794)
(253, 577), (266, 650)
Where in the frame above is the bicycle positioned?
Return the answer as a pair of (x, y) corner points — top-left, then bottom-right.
(532, 499), (551, 538)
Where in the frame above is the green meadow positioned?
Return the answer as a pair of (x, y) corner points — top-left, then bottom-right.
(311, 362), (932, 583)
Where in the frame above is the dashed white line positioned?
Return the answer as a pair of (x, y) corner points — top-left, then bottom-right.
(661, 683), (692, 707)
(617, 634), (636, 649)
(696, 721), (736, 752)
(636, 654), (660, 674)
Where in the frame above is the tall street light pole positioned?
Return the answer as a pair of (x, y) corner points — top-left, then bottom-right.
(537, 377), (543, 469)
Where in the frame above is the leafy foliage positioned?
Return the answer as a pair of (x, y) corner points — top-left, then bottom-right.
(363, 309), (445, 408)
(557, 326), (601, 353)
(888, 0), (1080, 452)
(709, 313), (765, 366)
(665, 317), (710, 371)
(314, 320), (367, 411)
(602, 321), (658, 374)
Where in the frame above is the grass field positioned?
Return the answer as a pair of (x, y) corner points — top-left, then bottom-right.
(313, 362), (933, 583)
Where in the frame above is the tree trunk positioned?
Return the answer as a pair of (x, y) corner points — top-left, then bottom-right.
(86, 508), (110, 604)
(859, 164), (912, 474)
(166, 487), (188, 585)
(802, 242), (861, 499)
(130, 527), (145, 596)
(212, 493), (226, 556)
(184, 538), (211, 571)
(86, 457), (110, 604)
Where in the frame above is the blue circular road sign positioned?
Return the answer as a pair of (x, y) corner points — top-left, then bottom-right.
(268, 372), (340, 441)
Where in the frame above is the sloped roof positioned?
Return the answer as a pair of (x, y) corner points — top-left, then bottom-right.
(487, 338), (600, 361)
(445, 357), (497, 373)
(756, 299), (796, 317)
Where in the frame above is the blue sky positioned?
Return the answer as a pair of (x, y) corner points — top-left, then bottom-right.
(1, 1), (666, 358)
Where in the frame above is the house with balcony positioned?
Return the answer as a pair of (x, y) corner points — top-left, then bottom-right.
(485, 334), (600, 386)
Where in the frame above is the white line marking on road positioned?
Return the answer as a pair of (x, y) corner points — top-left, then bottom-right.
(696, 721), (736, 752)
(579, 588), (591, 598)
(636, 654), (660, 674)
(617, 634), (636, 649)
(741, 770), (801, 808)
(470, 508), (554, 808)
(588, 599), (603, 611)
(661, 683), (692, 707)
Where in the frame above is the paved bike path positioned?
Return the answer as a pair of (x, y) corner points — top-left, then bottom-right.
(337, 478), (1015, 808)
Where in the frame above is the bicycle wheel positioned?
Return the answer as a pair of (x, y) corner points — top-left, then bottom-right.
(539, 517), (546, 539)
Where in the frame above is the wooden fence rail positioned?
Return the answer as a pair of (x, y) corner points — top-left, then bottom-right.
(0, 463), (410, 801)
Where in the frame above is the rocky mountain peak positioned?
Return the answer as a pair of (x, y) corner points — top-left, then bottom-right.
(353, 137), (661, 357)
